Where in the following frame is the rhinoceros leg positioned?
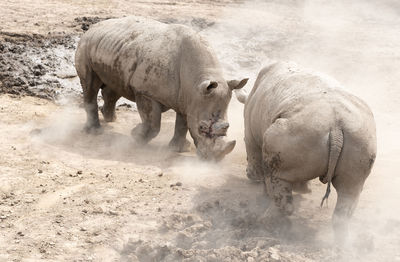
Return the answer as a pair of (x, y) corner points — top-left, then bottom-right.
(101, 87), (121, 122)
(168, 113), (191, 152)
(81, 70), (103, 133)
(331, 173), (366, 243)
(244, 136), (264, 182)
(131, 95), (162, 144)
(264, 171), (294, 216)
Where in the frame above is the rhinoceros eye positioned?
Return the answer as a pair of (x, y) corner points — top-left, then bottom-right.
(207, 81), (218, 91)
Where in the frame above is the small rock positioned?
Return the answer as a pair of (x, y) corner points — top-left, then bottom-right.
(17, 231), (24, 236)
(176, 182), (182, 187)
(77, 170), (83, 175)
(80, 227), (87, 231)
(157, 207), (162, 212)
(108, 210), (118, 216)
(38, 169), (43, 174)
(158, 172), (163, 177)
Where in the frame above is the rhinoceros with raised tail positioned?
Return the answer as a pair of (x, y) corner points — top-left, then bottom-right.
(236, 61), (376, 239)
(75, 16), (248, 161)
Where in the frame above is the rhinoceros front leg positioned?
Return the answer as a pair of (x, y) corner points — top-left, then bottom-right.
(101, 86), (121, 122)
(131, 95), (162, 144)
(245, 136), (264, 182)
(81, 70), (103, 133)
(168, 113), (191, 152)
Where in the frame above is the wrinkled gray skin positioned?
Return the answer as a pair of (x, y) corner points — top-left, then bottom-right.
(75, 16), (248, 161)
(237, 62), (377, 240)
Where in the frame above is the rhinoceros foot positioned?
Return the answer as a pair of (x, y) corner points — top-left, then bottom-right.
(100, 106), (116, 122)
(83, 123), (103, 135)
(131, 123), (159, 145)
(168, 138), (191, 152)
(259, 204), (292, 235)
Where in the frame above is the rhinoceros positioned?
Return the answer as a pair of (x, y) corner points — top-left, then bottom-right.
(236, 61), (376, 237)
(75, 16), (248, 160)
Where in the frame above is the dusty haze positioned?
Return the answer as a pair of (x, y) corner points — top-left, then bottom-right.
(0, 0), (399, 261)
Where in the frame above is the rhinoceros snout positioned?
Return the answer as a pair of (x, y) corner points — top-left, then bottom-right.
(198, 120), (229, 138)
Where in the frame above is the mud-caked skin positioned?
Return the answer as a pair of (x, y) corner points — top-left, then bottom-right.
(237, 62), (377, 239)
(75, 16), (248, 160)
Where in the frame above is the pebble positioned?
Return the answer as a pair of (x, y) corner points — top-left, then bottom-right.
(108, 210), (118, 216)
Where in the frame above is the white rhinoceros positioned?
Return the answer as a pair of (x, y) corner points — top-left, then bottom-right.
(75, 16), (248, 161)
(236, 61), (377, 237)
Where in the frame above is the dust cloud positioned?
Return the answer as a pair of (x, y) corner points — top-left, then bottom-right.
(20, 0), (400, 260)
(194, 0), (400, 261)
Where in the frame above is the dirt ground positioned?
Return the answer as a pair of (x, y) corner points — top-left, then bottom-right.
(1, 0), (400, 261)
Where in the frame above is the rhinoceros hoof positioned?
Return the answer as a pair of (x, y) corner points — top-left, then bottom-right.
(83, 123), (103, 135)
(259, 205), (292, 232)
(168, 138), (191, 152)
(100, 106), (116, 122)
(131, 125), (151, 145)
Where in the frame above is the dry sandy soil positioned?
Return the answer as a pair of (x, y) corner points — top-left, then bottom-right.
(1, 0), (400, 261)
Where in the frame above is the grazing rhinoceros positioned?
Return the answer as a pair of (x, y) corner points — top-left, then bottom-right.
(75, 16), (248, 161)
(236, 61), (376, 237)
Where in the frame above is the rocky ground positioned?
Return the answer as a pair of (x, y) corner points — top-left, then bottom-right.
(1, 0), (400, 261)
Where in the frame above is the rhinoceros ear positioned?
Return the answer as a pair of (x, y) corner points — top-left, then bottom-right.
(228, 78), (249, 90)
(199, 80), (218, 95)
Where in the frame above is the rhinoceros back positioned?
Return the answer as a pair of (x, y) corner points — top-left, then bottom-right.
(75, 16), (194, 106)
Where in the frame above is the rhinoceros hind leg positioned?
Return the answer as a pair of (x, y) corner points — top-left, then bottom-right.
(169, 112), (191, 152)
(131, 95), (162, 144)
(101, 87), (121, 122)
(332, 179), (364, 244)
(81, 70), (103, 133)
(265, 174), (294, 216)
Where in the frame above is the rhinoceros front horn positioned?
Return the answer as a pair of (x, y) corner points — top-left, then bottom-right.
(221, 140), (236, 156)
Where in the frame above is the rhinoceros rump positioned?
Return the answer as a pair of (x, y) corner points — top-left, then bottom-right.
(236, 62), (377, 239)
(75, 16), (247, 161)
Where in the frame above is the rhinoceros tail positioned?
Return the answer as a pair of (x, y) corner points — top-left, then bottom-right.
(234, 89), (248, 104)
(320, 126), (344, 207)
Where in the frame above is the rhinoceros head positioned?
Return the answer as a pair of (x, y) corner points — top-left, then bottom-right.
(186, 77), (248, 161)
